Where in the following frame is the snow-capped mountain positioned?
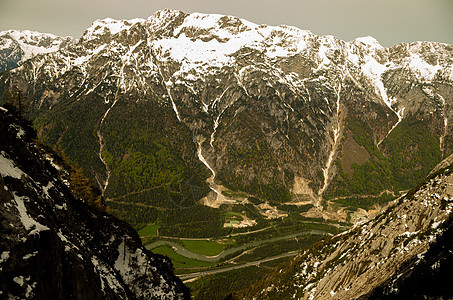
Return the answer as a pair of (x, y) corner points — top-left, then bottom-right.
(0, 106), (189, 299)
(244, 155), (453, 299)
(0, 30), (74, 72)
(0, 9), (452, 221)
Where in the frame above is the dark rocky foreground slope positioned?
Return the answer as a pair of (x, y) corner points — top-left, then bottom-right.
(243, 156), (453, 299)
(0, 106), (189, 299)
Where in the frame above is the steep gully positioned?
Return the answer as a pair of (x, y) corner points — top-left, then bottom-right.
(96, 90), (118, 195)
(197, 141), (232, 206)
(318, 83), (342, 197)
(209, 87), (231, 148)
(377, 107), (405, 148)
(96, 44), (146, 195)
(438, 92), (448, 155)
(95, 62), (126, 195)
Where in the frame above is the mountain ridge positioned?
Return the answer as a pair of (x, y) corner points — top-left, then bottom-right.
(0, 29), (75, 72)
(0, 9), (452, 225)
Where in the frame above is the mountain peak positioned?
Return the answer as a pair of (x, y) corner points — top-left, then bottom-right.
(352, 35), (383, 49)
(82, 17), (145, 41)
(0, 29), (73, 47)
(0, 30), (74, 72)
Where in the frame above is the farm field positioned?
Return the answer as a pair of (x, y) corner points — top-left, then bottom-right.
(138, 224), (159, 237)
(181, 240), (227, 256)
(151, 245), (217, 269)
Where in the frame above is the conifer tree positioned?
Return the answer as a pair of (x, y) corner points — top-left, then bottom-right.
(69, 165), (105, 211)
(6, 85), (27, 116)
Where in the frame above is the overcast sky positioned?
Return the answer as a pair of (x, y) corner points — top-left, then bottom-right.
(1, 0), (452, 47)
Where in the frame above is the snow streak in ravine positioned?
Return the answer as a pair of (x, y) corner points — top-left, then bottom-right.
(377, 107), (405, 147)
(319, 84), (342, 197)
(197, 142), (226, 203)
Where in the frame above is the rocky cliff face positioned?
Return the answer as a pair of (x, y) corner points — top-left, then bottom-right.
(0, 106), (190, 299)
(244, 156), (453, 299)
(0, 10), (452, 217)
(0, 30), (75, 72)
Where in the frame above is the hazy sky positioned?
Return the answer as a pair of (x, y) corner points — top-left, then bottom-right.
(1, 0), (452, 47)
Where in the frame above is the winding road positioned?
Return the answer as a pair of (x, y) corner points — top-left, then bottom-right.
(178, 251), (299, 281)
(145, 229), (330, 263)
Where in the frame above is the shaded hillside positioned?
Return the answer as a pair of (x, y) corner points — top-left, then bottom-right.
(0, 105), (190, 299)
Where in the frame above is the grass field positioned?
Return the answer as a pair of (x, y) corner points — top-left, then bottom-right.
(180, 240), (226, 256)
(138, 224), (159, 237)
(151, 245), (216, 269)
(223, 211), (244, 221)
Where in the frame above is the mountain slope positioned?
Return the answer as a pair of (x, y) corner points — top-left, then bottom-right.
(0, 106), (190, 299)
(243, 156), (453, 299)
(0, 30), (75, 72)
(0, 10), (452, 223)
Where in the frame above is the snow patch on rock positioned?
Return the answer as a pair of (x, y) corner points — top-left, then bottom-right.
(0, 152), (25, 179)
